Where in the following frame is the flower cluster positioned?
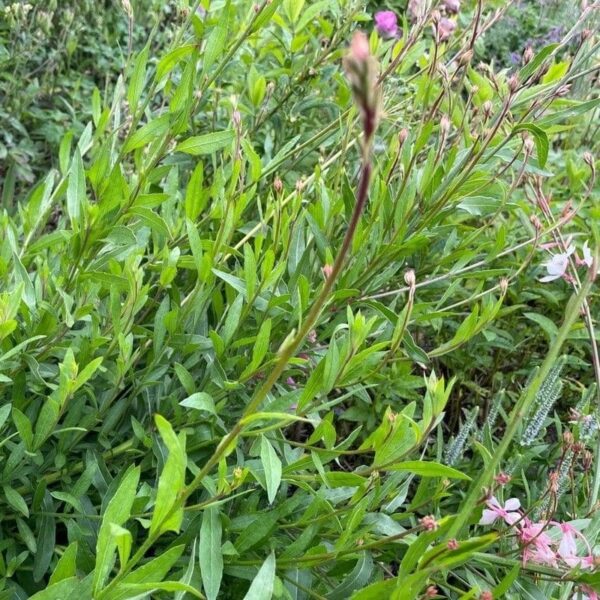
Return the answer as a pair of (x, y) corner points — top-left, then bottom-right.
(479, 496), (598, 572)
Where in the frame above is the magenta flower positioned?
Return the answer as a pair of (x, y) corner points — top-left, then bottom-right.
(374, 11), (398, 39)
(479, 496), (521, 526)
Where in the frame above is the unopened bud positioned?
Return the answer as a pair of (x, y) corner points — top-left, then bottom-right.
(508, 74), (519, 93)
(459, 48), (473, 66)
(494, 472), (511, 485)
(420, 515), (439, 531)
(399, 128), (409, 144)
(556, 84), (571, 97)
(273, 177), (283, 193)
(583, 152), (594, 168)
(322, 264), (333, 279)
(523, 136), (535, 155)
(404, 268), (416, 287)
(431, 10), (441, 23)
(443, 0), (460, 14)
(447, 538), (459, 550)
(499, 278), (509, 294)
(563, 431), (574, 446)
(530, 214), (542, 231)
(425, 586), (439, 599)
(480, 592), (493, 600)
(581, 28), (592, 40)
(440, 115), (451, 133)
(232, 110), (241, 127)
(523, 46), (534, 64)
(482, 100), (493, 117)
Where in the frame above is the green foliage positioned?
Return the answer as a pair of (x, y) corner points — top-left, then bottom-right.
(0, 0), (599, 598)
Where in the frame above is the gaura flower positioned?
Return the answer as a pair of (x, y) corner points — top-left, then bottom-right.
(540, 246), (575, 282)
(374, 10), (398, 38)
(479, 496), (521, 526)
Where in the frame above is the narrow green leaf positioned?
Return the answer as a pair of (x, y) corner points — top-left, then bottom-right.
(49, 542), (78, 585)
(93, 466), (140, 593)
(176, 130), (235, 156)
(243, 551), (276, 600)
(200, 507), (223, 600)
(260, 436), (282, 504)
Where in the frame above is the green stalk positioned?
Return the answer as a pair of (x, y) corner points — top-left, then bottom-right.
(445, 273), (595, 539)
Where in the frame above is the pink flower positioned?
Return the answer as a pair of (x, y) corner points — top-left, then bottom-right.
(540, 246), (575, 282)
(479, 496), (521, 526)
(436, 18), (456, 42)
(518, 519), (557, 566)
(374, 11), (398, 38)
(554, 522), (594, 569)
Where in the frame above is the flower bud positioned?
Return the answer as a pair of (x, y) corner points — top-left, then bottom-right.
(399, 128), (409, 144)
(420, 515), (439, 531)
(404, 268), (416, 287)
(508, 74), (519, 93)
(583, 152), (594, 168)
(523, 136), (535, 155)
(322, 264), (333, 279)
(440, 115), (451, 133)
(273, 177), (283, 193)
(447, 539), (459, 550)
(523, 46), (534, 64)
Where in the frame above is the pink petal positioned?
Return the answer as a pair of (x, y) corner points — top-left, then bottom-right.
(479, 509), (498, 525)
(504, 498), (521, 511)
(504, 512), (521, 526)
(558, 533), (577, 559)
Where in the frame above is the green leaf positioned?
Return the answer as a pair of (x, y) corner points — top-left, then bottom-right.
(513, 123), (549, 168)
(519, 44), (558, 81)
(180, 392), (216, 414)
(202, 1), (231, 76)
(123, 114), (170, 153)
(129, 206), (171, 238)
(49, 542), (78, 585)
(127, 44), (149, 113)
(328, 552), (373, 600)
(200, 507), (223, 600)
(175, 130), (235, 156)
(150, 415), (186, 535)
(185, 162), (205, 220)
(93, 466), (140, 593)
(114, 582), (203, 597)
(67, 148), (85, 230)
(260, 435), (282, 504)
(385, 461), (471, 480)
(4, 485), (29, 517)
(524, 312), (559, 341)
(243, 551), (276, 600)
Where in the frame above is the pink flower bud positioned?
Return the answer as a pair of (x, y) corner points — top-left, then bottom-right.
(420, 515), (439, 531)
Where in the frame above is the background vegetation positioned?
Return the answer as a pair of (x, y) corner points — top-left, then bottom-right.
(0, 0), (599, 598)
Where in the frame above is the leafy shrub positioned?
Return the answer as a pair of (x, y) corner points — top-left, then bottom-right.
(0, 0), (599, 598)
